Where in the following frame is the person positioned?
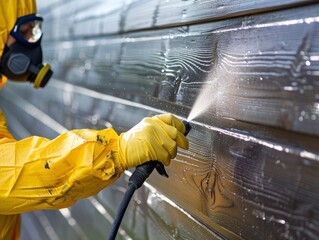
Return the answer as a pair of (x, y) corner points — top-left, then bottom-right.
(0, 1), (189, 239)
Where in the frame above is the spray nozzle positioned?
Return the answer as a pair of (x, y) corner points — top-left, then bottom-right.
(183, 120), (192, 135)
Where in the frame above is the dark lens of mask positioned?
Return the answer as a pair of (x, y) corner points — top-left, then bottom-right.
(0, 41), (52, 88)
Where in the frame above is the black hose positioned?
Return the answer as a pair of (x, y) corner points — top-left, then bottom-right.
(108, 161), (158, 240)
(107, 185), (135, 240)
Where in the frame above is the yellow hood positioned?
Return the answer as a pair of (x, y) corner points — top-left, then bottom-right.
(0, 0), (37, 59)
(0, 0), (37, 88)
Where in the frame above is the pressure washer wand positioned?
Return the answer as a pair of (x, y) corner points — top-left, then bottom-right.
(107, 120), (191, 240)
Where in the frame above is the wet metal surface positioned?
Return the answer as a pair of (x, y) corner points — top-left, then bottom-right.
(0, 1), (318, 239)
(2, 78), (319, 239)
(42, 4), (319, 136)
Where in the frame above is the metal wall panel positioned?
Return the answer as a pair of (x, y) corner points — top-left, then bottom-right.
(0, 1), (318, 239)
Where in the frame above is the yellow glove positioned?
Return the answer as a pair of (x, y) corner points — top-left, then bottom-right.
(117, 114), (189, 169)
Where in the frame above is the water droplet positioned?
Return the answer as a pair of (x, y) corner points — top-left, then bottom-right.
(172, 228), (179, 238)
(303, 159), (310, 165)
(277, 219), (286, 224)
(182, 9), (187, 18)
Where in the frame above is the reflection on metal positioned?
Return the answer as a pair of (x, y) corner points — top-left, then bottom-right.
(52, 79), (168, 116)
(142, 178), (223, 239)
(0, 0), (319, 239)
(22, 211), (59, 240)
(88, 197), (132, 240)
(0, 88), (68, 135)
(59, 209), (89, 240)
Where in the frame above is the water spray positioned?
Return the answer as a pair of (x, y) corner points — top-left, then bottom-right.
(187, 82), (215, 122)
(108, 120), (192, 240)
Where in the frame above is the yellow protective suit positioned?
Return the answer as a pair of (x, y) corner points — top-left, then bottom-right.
(0, 110), (123, 239)
(0, 1), (124, 239)
(0, 0), (36, 88)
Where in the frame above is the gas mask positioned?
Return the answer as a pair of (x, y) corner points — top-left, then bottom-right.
(0, 14), (53, 88)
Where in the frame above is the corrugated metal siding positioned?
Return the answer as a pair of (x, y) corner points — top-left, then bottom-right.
(0, 0), (318, 239)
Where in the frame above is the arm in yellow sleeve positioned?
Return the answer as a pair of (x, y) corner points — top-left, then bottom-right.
(0, 111), (125, 215)
(0, 110), (189, 215)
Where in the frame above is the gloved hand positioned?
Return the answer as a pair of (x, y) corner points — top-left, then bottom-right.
(117, 114), (189, 169)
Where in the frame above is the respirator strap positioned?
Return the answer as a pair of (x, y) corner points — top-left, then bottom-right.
(33, 63), (52, 89)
